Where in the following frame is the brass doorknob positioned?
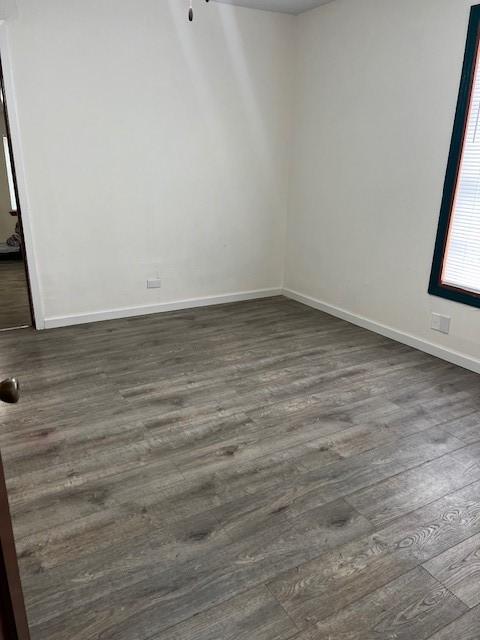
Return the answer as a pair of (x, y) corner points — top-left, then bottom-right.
(0, 378), (20, 404)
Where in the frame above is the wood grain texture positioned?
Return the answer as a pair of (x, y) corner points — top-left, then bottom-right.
(444, 412), (480, 444)
(426, 605), (480, 639)
(0, 297), (478, 640)
(346, 442), (480, 527)
(424, 531), (480, 607)
(152, 586), (298, 640)
(308, 567), (466, 640)
(268, 478), (480, 628)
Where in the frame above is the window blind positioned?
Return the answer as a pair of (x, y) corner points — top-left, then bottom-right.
(442, 42), (480, 294)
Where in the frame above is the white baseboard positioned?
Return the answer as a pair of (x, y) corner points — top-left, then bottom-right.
(44, 288), (282, 329)
(283, 288), (480, 375)
(41, 286), (480, 376)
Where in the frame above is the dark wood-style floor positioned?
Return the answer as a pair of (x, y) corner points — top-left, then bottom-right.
(1, 297), (480, 639)
(0, 260), (31, 330)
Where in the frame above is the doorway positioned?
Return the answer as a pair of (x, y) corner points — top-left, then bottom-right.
(0, 72), (33, 331)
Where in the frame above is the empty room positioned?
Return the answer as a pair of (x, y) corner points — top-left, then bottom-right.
(0, 0), (480, 638)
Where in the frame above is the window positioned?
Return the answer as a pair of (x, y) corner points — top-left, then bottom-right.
(430, 4), (480, 308)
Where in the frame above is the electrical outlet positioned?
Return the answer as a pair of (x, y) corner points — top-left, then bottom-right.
(431, 313), (450, 335)
(147, 278), (162, 289)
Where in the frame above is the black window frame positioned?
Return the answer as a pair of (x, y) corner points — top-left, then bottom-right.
(429, 3), (480, 309)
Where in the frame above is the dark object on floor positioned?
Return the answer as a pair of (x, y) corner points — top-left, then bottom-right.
(0, 378), (20, 404)
(6, 222), (21, 249)
(1, 210), (21, 260)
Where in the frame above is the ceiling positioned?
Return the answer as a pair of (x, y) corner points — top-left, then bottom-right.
(214, 0), (333, 15)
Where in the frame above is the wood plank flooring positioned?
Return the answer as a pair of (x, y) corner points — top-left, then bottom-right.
(0, 296), (479, 639)
(0, 260), (31, 329)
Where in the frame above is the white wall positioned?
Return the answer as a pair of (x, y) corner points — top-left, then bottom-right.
(286, 0), (480, 364)
(5, 0), (293, 322)
(0, 0), (18, 21)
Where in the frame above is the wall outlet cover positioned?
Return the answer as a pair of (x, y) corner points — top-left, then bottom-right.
(431, 313), (451, 335)
(147, 278), (162, 289)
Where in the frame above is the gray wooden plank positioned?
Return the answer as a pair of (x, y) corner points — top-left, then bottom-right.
(306, 567), (466, 640)
(25, 497), (371, 639)
(425, 605), (480, 640)
(444, 412), (480, 445)
(153, 586), (298, 640)
(424, 531), (480, 608)
(282, 427), (464, 519)
(268, 479), (480, 628)
(347, 442), (480, 527)
(0, 261), (31, 329)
